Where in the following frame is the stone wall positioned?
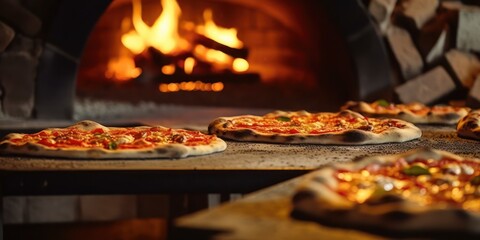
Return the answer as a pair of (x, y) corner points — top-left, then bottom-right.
(0, 0), (42, 119)
(0, 0), (142, 224)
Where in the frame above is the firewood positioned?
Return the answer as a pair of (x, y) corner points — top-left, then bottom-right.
(417, 8), (458, 63)
(187, 32), (249, 59)
(0, 51), (35, 117)
(399, 0), (440, 29)
(457, 6), (480, 52)
(445, 49), (480, 88)
(395, 66), (456, 104)
(467, 75), (480, 108)
(0, 21), (14, 52)
(386, 25), (424, 80)
(461, 0), (480, 6)
(368, 0), (397, 34)
(467, 74), (480, 109)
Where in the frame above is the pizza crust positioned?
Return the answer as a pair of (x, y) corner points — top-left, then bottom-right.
(457, 109), (480, 141)
(0, 120), (227, 159)
(343, 101), (470, 125)
(291, 148), (480, 236)
(208, 110), (422, 145)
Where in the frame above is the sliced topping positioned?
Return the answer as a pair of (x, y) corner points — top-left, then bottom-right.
(8, 125), (217, 150)
(375, 99), (390, 107)
(403, 165), (431, 176)
(114, 135), (135, 145)
(171, 134), (186, 143)
(442, 164), (462, 175)
(227, 111), (405, 135)
(334, 156), (480, 212)
(470, 175), (480, 186)
(461, 164), (475, 175)
(108, 141), (118, 150)
(276, 116), (291, 122)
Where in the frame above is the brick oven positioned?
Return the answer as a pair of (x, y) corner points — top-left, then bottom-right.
(1, 0), (480, 239)
(0, 0), (395, 234)
(0, 0), (394, 121)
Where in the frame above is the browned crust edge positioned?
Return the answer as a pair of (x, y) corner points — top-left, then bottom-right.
(208, 115), (422, 145)
(342, 101), (470, 125)
(292, 148), (480, 234)
(0, 120), (227, 159)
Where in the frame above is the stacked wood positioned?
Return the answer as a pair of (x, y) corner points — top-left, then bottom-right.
(368, 0), (397, 33)
(467, 75), (480, 108)
(368, 0), (480, 106)
(0, 21), (14, 52)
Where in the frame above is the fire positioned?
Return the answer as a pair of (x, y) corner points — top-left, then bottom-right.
(106, 0), (249, 91)
(197, 9), (242, 48)
(159, 81), (224, 92)
(104, 52), (142, 81)
(122, 0), (188, 55)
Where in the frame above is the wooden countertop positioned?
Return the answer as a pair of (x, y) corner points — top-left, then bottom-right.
(174, 175), (383, 240)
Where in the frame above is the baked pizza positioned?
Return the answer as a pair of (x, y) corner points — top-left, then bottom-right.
(341, 100), (470, 125)
(0, 120), (226, 159)
(291, 148), (480, 237)
(457, 109), (480, 141)
(208, 110), (421, 145)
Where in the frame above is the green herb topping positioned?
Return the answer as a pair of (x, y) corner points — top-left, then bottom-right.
(402, 165), (430, 176)
(276, 116), (291, 122)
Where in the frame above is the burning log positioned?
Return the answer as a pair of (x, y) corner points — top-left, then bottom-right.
(134, 47), (197, 75)
(133, 30), (251, 80)
(135, 45), (259, 84)
(186, 32), (249, 59)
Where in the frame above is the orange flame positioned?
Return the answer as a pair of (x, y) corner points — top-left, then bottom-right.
(106, 0), (248, 89)
(197, 9), (243, 49)
(122, 0), (188, 55)
(105, 54), (142, 81)
(195, 9), (249, 72)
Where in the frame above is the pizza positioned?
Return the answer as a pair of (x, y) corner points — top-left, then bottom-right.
(0, 120), (226, 159)
(457, 109), (480, 141)
(291, 148), (480, 237)
(208, 110), (421, 145)
(341, 100), (471, 125)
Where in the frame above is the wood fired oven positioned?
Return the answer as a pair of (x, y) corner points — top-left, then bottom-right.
(2, 0), (479, 239)
(0, 0), (393, 121)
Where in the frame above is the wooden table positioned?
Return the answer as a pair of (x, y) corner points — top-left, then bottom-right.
(174, 175), (384, 240)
